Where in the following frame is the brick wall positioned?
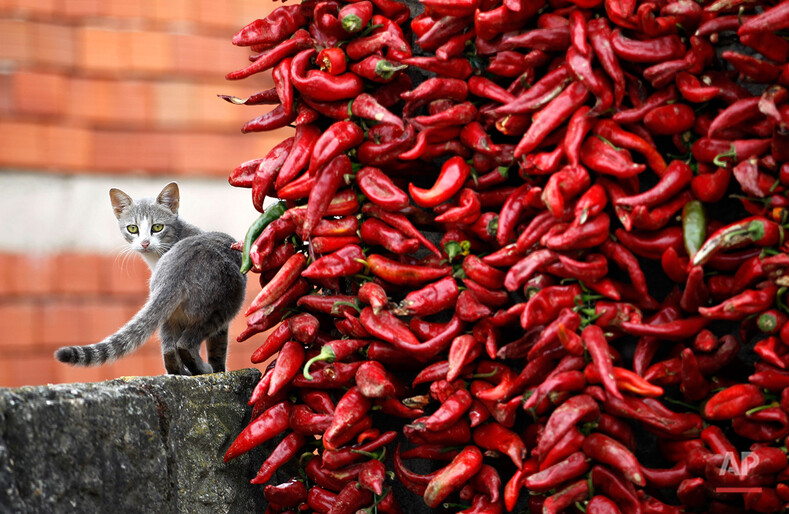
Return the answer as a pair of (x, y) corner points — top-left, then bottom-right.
(0, 1), (285, 387)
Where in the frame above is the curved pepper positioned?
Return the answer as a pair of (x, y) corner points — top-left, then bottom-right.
(290, 49), (364, 102)
(409, 156), (470, 208)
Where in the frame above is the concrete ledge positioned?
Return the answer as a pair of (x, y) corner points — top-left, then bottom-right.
(0, 369), (284, 513)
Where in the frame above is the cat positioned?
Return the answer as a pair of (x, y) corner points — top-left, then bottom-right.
(55, 182), (247, 376)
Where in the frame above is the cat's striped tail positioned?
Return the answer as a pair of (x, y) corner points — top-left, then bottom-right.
(54, 285), (181, 366)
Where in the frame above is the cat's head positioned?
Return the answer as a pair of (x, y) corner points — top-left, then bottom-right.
(110, 182), (181, 258)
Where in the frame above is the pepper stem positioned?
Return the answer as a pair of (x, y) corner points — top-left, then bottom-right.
(302, 345), (337, 380)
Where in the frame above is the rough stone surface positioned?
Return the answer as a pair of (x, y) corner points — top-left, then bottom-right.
(0, 369), (288, 514)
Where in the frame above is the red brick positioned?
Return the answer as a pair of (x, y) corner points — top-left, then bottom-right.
(103, 0), (144, 19)
(6, 354), (58, 387)
(195, 82), (250, 129)
(0, 19), (30, 63)
(0, 301), (36, 349)
(40, 302), (88, 347)
(13, 71), (68, 117)
(0, 357), (14, 388)
(0, 253), (13, 296)
(171, 33), (234, 78)
(152, 81), (198, 128)
(77, 26), (123, 75)
(0, 75), (11, 117)
(52, 253), (103, 295)
(128, 30), (173, 75)
(0, 120), (47, 169)
(61, 0), (101, 19)
(28, 22), (75, 70)
(54, 358), (113, 385)
(195, 0), (238, 30)
(92, 129), (171, 173)
(151, 0), (192, 24)
(112, 80), (153, 127)
(6, 254), (56, 296)
(45, 124), (93, 171)
(9, 0), (57, 16)
(101, 252), (151, 296)
(84, 301), (133, 342)
(119, 348), (165, 378)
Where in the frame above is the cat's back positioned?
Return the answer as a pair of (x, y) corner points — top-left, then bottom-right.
(152, 231), (244, 287)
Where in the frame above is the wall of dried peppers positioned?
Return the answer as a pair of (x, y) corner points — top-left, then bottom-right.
(220, 0), (789, 512)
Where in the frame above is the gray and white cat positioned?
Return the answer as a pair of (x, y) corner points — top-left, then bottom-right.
(55, 182), (247, 375)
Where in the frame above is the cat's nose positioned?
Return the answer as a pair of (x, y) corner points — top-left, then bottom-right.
(140, 240), (150, 249)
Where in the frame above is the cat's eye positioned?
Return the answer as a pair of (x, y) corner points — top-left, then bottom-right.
(151, 224), (164, 233)
(127, 225), (138, 234)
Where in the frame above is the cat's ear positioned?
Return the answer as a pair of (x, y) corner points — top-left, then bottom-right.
(109, 188), (133, 220)
(157, 182), (180, 214)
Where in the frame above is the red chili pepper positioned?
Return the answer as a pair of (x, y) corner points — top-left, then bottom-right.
(362, 203), (442, 257)
(422, 445), (482, 508)
(514, 81), (590, 158)
(232, 6), (308, 47)
(360, 218), (419, 255)
(266, 340), (304, 397)
(694, 216), (784, 266)
(366, 254), (451, 287)
(302, 244), (365, 279)
(315, 46), (348, 75)
(536, 394), (600, 460)
(395, 276), (459, 317)
(496, 66), (573, 115)
(526, 451), (590, 492)
(589, 465), (642, 513)
(238, 279), (309, 342)
(611, 29), (685, 63)
(251, 432), (306, 485)
(583, 432), (646, 486)
(322, 430), (397, 470)
(263, 478), (307, 507)
(613, 85), (678, 125)
(543, 163), (593, 218)
(355, 360), (398, 400)
(580, 136), (646, 179)
(408, 156), (470, 208)
(615, 226), (684, 259)
(691, 166), (731, 204)
(504, 248), (557, 292)
(691, 137), (771, 165)
(523, 369), (586, 411)
(251, 138), (294, 211)
(246, 253), (306, 316)
(542, 479), (590, 514)
(583, 324), (623, 401)
(323, 386), (372, 451)
(542, 213), (610, 251)
(703, 383), (764, 420)
(615, 160), (692, 208)
(522, 284), (582, 331)
(620, 316), (709, 340)
(338, 1), (372, 33)
(302, 338), (367, 381)
(290, 49), (364, 102)
(224, 401), (291, 462)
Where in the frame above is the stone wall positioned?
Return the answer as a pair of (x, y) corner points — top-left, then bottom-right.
(0, 368), (289, 514)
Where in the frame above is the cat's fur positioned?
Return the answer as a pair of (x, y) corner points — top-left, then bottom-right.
(54, 182), (247, 375)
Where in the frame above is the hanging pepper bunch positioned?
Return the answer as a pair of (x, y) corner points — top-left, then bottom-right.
(221, 0), (789, 511)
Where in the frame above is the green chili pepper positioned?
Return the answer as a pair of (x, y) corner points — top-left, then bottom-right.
(682, 200), (706, 260)
(239, 200), (287, 274)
